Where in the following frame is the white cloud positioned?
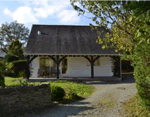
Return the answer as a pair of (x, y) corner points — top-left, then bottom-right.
(34, 7), (50, 18)
(4, 8), (12, 16)
(3, 0), (81, 24)
(13, 7), (38, 23)
(32, 0), (80, 24)
(33, 0), (71, 17)
(4, 6), (38, 24)
(57, 10), (80, 23)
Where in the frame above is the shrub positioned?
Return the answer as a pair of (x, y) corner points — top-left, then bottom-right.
(64, 88), (81, 101)
(54, 80), (71, 83)
(11, 59), (27, 76)
(51, 85), (65, 101)
(132, 42), (150, 110)
(18, 71), (26, 78)
(0, 60), (5, 73)
(4, 69), (19, 77)
(0, 71), (5, 87)
(3, 54), (19, 63)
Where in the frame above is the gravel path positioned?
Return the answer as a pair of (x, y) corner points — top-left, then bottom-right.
(10, 74), (136, 117)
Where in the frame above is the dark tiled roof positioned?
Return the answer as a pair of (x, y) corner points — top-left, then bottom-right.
(24, 25), (119, 55)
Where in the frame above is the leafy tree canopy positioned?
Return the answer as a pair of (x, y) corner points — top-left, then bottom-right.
(71, 0), (150, 110)
(71, 1), (150, 56)
(0, 20), (29, 53)
(8, 39), (24, 58)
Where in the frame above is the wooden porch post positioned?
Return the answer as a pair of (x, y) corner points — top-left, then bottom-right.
(120, 56), (122, 80)
(26, 55), (30, 80)
(84, 55), (100, 78)
(91, 56), (94, 78)
(118, 56), (121, 78)
(48, 55), (67, 79)
(56, 55), (59, 79)
(25, 55), (38, 80)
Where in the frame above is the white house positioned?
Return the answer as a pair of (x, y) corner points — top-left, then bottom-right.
(24, 25), (122, 80)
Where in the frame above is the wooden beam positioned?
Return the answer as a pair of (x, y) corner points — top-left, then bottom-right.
(26, 55), (30, 79)
(93, 56), (100, 63)
(56, 55), (59, 79)
(91, 56), (94, 78)
(120, 56), (122, 80)
(29, 55), (38, 64)
(48, 55), (57, 63)
(55, 55), (67, 79)
(84, 56), (91, 63)
(83, 55), (96, 78)
(59, 56), (67, 64)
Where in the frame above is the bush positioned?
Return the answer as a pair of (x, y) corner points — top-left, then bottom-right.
(64, 88), (81, 101)
(3, 54), (19, 63)
(11, 59), (27, 75)
(18, 71), (26, 78)
(0, 60), (5, 73)
(0, 71), (5, 87)
(54, 80), (72, 83)
(4, 69), (19, 77)
(51, 85), (65, 101)
(132, 42), (150, 110)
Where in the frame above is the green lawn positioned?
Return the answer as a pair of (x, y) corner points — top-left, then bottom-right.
(5, 77), (95, 102)
(5, 77), (24, 86)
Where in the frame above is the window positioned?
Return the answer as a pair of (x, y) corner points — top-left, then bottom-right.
(39, 57), (51, 68)
(86, 58), (100, 66)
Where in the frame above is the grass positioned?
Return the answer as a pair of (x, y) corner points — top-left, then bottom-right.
(122, 94), (150, 117)
(5, 77), (24, 86)
(99, 98), (115, 108)
(4, 77), (95, 103)
(98, 94), (115, 108)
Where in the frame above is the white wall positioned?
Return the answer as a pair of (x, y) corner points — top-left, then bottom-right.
(61, 57), (113, 77)
(30, 57), (39, 78)
(30, 56), (113, 78)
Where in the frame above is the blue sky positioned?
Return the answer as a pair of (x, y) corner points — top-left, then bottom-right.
(0, 0), (96, 31)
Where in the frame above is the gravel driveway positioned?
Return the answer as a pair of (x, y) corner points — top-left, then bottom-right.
(9, 74), (136, 117)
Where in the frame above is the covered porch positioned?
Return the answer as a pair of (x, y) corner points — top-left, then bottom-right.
(25, 54), (122, 81)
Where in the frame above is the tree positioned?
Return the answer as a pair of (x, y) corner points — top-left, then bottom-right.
(0, 21), (29, 53)
(8, 39), (24, 58)
(71, 1), (150, 53)
(3, 39), (26, 77)
(71, 1), (150, 110)
(71, 1), (139, 53)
